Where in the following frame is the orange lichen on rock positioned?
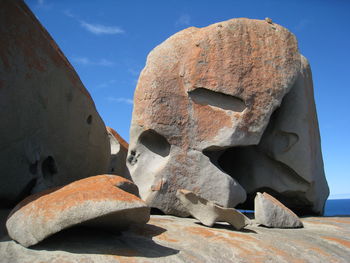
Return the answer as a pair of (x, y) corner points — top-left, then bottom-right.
(107, 127), (129, 150)
(322, 236), (350, 249)
(6, 175), (150, 247)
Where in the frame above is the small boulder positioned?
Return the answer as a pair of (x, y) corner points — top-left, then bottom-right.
(6, 175), (150, 247)
(176, 189), (250, 230)
(254, 192), (303, 228)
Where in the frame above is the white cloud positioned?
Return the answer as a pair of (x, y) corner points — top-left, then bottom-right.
(71, 57), (114, 67)
(63, 10), (124, 35)
(175, 14), (191, 26)
(63, 9), (75, 18)
(107, 97), (133, 105)
(97, 79), (117, 89)
(80, 21), (124, 35)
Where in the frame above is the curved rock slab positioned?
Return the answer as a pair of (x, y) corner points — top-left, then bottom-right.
(176, 189), (250, 229)
(6, 175), (150, 247)
(0, 0), (110, 207)
(1, 215), (350, 262)
(255, 192), (303, 228)
(106, 127), (130, 179)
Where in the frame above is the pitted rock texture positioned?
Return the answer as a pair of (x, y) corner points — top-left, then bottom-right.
(107, 127), (130, 179)
(0, 0), (110, 207)
(176, 189), (250, 229)
(255, 192), (303, 228)
(6, 175), (150, 247)
(127, 17), (328, 216)
(1, 215), (350, 262)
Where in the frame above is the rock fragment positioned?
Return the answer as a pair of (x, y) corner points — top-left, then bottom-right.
(254, 192), (303, 228)
(6, 175), (150, 247)
(107, 127), (130, 179)
(176, 189), (250, 230)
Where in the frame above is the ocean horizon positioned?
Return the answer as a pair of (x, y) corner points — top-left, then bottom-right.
(324, 198), (350, 216)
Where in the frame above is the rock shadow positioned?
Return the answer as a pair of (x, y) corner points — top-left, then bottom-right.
(31, 224), (179, 258)
(194, 221), (257, 234)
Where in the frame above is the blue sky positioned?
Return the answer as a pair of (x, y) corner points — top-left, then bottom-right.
(25, 0), (350, 199)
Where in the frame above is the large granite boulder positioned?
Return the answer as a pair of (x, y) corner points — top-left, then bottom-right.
(0, 0), (110, 208)
(6, 175), (150, 247)
(127, 18), (328, 216)
(106, 127), (130, 179)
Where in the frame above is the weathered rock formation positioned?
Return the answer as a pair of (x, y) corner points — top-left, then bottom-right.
(0, 0), (110, 208)
(255, 192), (303, 228)
(1, 215), (350, 262)
(106, 127), (130, 179)
(176, 189), (250, 229)
(6, 175), (150, 247)
(127, 18), (329, 216)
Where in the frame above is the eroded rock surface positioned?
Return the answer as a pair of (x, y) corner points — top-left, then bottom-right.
(1, 215), (350, 263)
(0, 0), (110, 208)
(255, 192), (303, 228)
(6, 175), (150, 247)
(107, 127), (130, 179)
(127, 17), (328, 216)
(176, 189), (250, 229)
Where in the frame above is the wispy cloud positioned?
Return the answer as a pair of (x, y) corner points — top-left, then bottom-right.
(107, 97), (133, 105)
(294, 19), (309, 32)
(36, 0), (52, 9)
(63, 10), (124, 35)
(175, 14), (191, 26)
(63, 9), (75, 18)
(71, 57), (114, 67)
(97, 79), (117, 89)
(80, 21), (124, 35)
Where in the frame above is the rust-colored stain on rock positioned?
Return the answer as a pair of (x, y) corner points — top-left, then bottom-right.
(8, 175), (141, 221)
(322, 236), (350, 249)
(107, 126), (129, 150)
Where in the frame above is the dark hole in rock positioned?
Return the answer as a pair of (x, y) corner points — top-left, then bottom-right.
(42, 156), (58, 181)
(139, 130), (170, 157)
(203, 104), (313, 216)
(87, 115), (92, 124)
(127, 150), (137, 165)
(188, 88), (246, 112)
(204, 145), (312, 216)
(29, 161), (39, 174)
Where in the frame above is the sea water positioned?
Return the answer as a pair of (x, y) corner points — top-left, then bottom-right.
(324, 199), (350, 216)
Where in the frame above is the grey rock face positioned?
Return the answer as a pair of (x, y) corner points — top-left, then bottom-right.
(254, 192), (303, 228)
(0, 0), (110, 208)
(176, 189), (250, 230)
(127, 18), (328, 216)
